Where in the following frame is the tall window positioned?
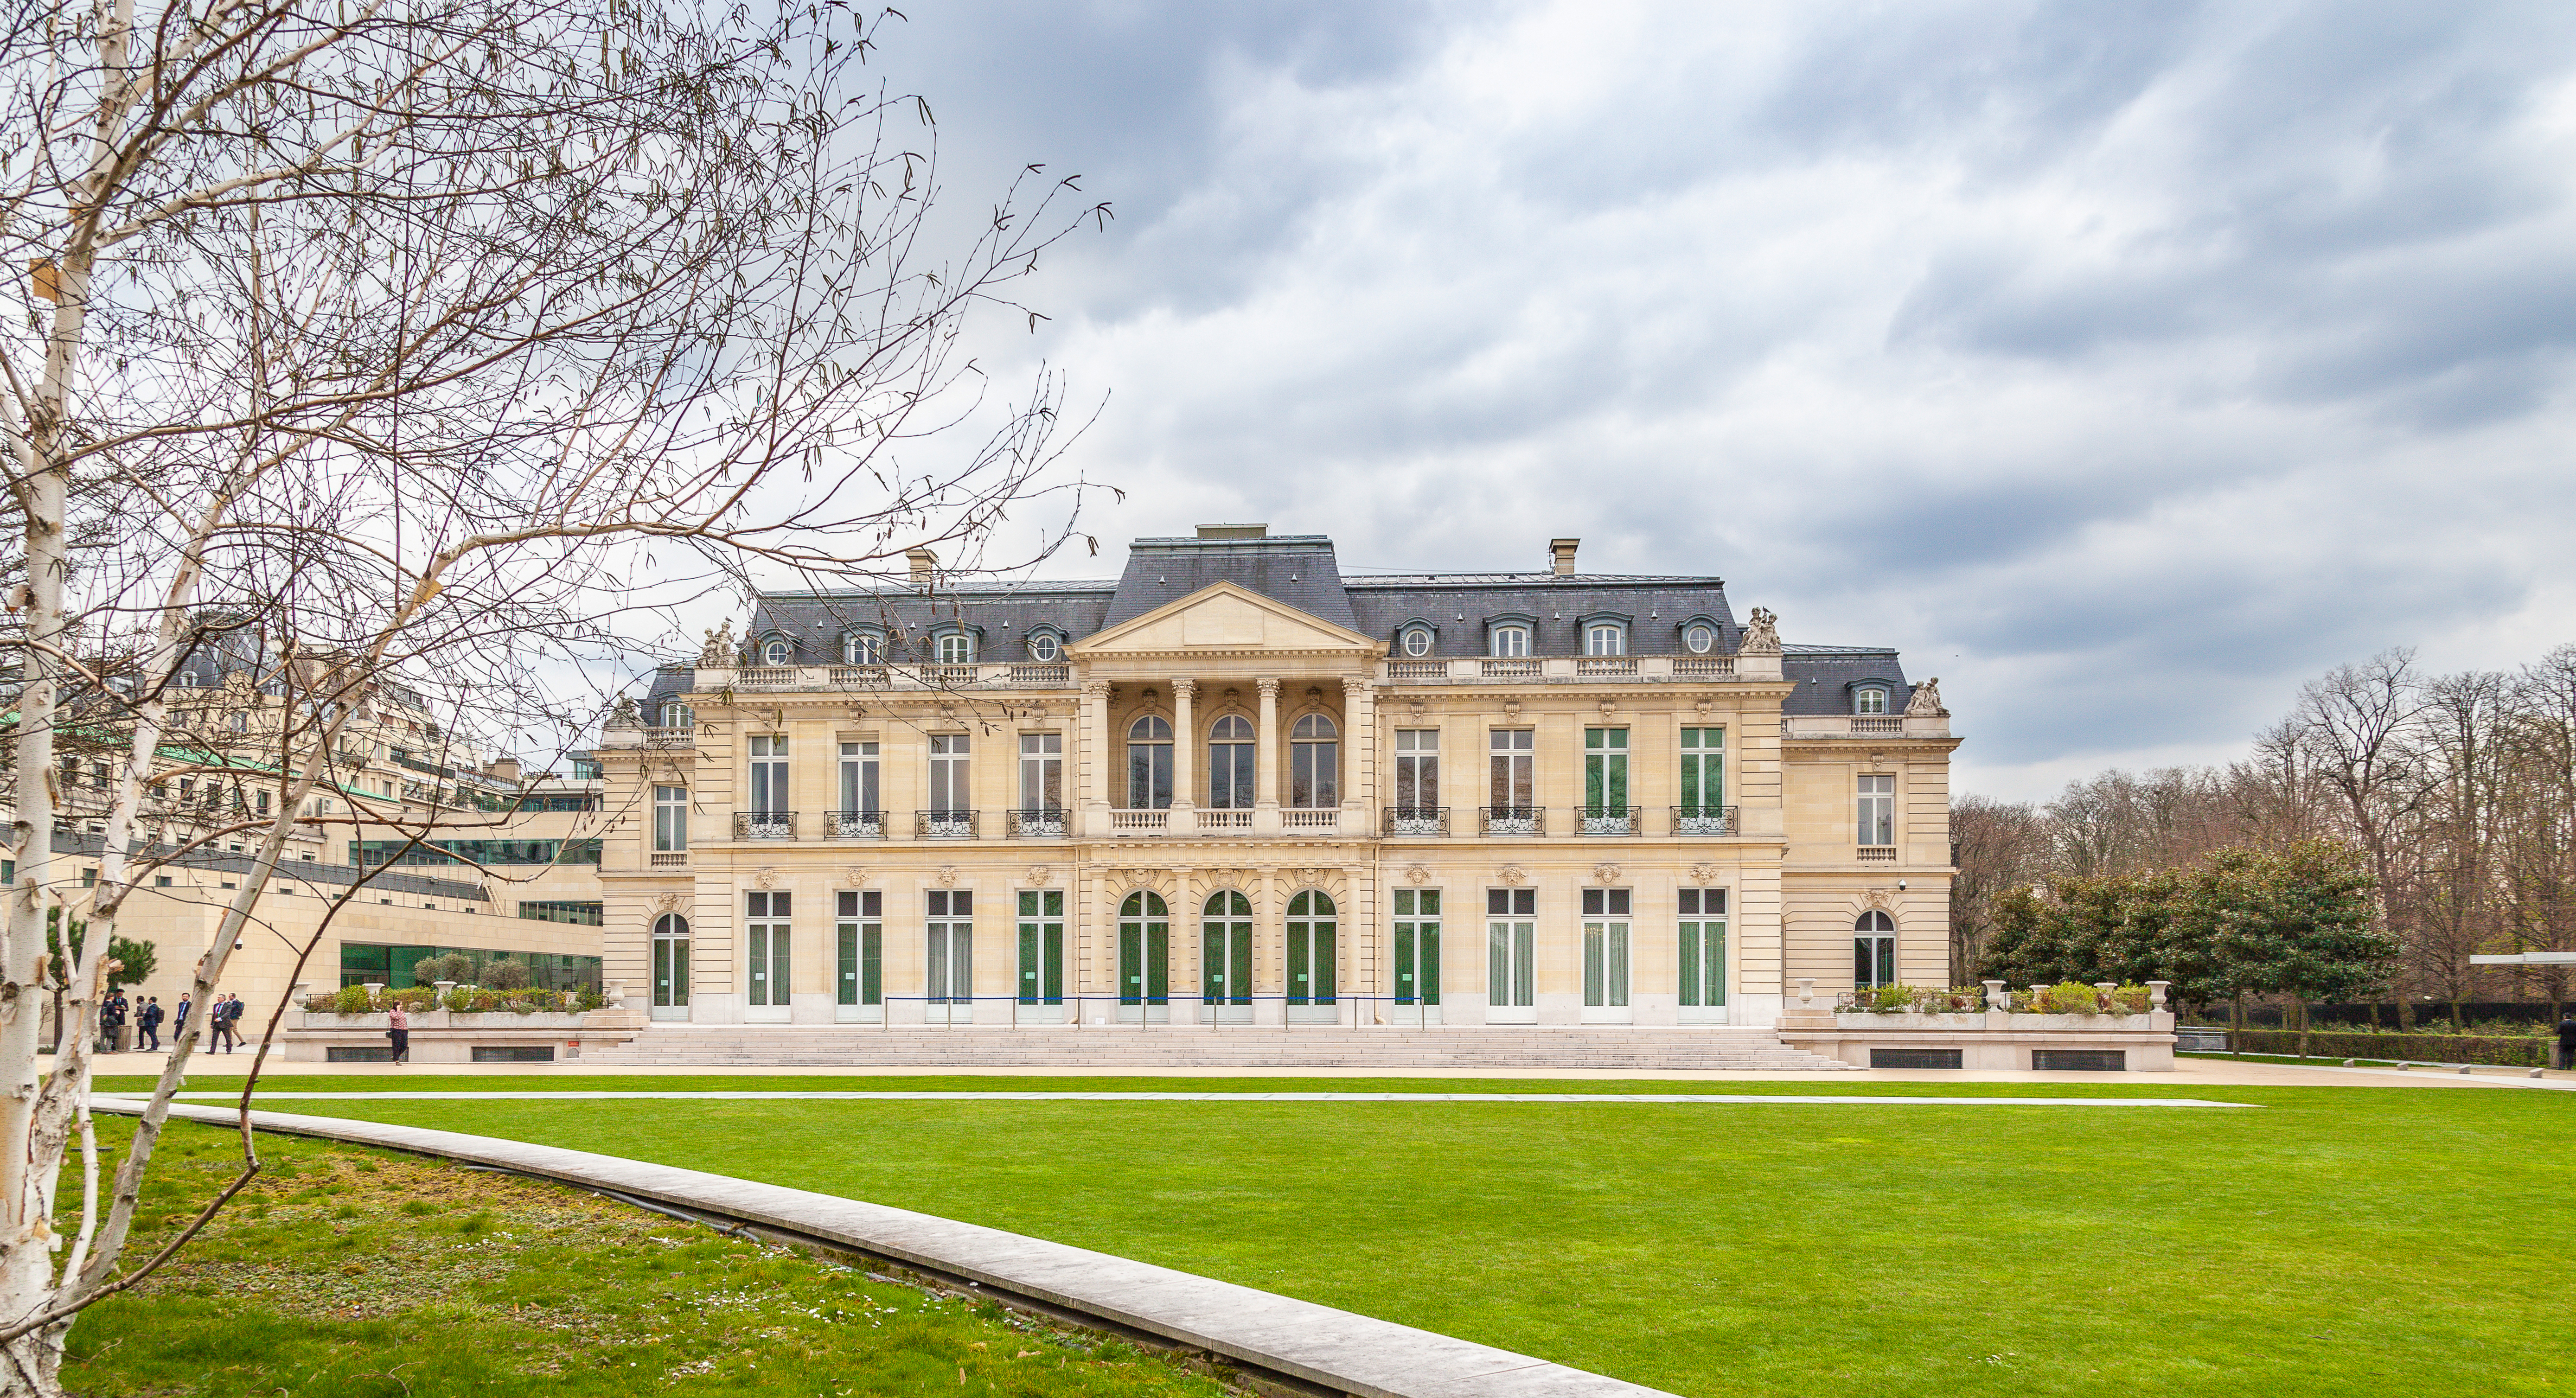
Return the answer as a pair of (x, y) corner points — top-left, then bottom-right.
(1585, 623), (1625, 656)
(837, 890), (881, 1009)
(1285, 891), (1337, 1008)
(1018, 890), (1064, 1005)
(1489, 729), (1534, 813)
(838, 741), (879, 814)
(1583, 727), (1628, 817)
(1208, 715), (1254, 808)
(1393, 729), (1439, 813)
(1290, 715), (1338, 808)
(745, 890), (791, 1009)
(1125, 891), (1173, 1007)
(1857, 773), (1895, 846)
(928, 734), (972, 813)
(1392, 888), (1440, 1007)
(652, 785), (689, 852)
(1490, 625), (1530, 658)
(1582, 887), (1630, 1009)
(1854, 911), (1896, 987)
(1127, 714), (1172, 809)
(1020, 732), (1062, 812)
(651, 913), (690, 1009)
(1680, 728), (1725, 823)
(843, 633), (880, 665)
(937, 632), (973, 664)
(748, 735), (789, 813)
(1487, 888), (1535, 1009)
(927, 890), (972, 1006)
(1679, 888), (1726, 1008)
(759, 636), (791, 665)
(1855, 686), (1889, 715)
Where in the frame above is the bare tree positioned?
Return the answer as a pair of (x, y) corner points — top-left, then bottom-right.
(0, 0), (1105, 1388)
(2272, 651), (2430, 1022)
(1947, 792), (2049, 977)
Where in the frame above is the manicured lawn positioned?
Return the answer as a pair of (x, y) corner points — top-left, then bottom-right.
(65, 1117), (1236, 1397)
(115, 1078), (2576, 1398)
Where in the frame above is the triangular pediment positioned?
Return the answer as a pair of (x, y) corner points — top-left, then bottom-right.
(1069, 581), (1380, 657)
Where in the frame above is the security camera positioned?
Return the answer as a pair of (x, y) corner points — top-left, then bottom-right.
(1897, 880), (1907, 891)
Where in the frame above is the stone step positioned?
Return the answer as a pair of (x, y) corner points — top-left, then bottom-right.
(580, 1025), (1854, 1070)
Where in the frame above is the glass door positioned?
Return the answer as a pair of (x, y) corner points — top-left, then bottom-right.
(1486, 888), (1535, 1022)
(1285, 892), (1337, 1024)
(1392, 889), (1441, 1027)
(1017, 890), (1065, 1023)
(744, 891), (791, 1021)
(650, 913), (690, 1021)
(926, 890), (972, 1027)
(836, 891), (880, 1023)
(1200, 890), (1252, 1024)
(1678, 887), (1727, 1024)
(1117, 891), (1169, 1024)
(1582, 887), (1630, 1023)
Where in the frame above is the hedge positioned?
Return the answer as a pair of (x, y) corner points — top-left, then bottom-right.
(2224, 1029), (2548, 1067)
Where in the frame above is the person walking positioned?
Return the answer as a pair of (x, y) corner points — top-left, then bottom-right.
(386, 998), (410, 1065)
(2556, 1013), (2576, 1072)
(172, 993), (192, 1044)
(137, 996), (164, 1052)
(211, 994), (240, 1053)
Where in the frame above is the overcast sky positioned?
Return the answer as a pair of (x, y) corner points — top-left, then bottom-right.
(858, 1), (2576, 800)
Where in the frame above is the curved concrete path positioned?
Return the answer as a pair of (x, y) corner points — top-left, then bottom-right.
(92, 1097), (1679, 1398)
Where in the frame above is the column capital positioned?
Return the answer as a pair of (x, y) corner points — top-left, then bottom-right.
(1170, 677), (1198, 698)
(1080, 679), (1111, 700)
(1341, 674), (1372, 697)
(1256, 677), (1282, 697)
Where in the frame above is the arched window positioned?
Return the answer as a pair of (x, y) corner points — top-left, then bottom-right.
(656, 701), (693, 729)
(937, 632), (974, 664)
(1683, 623), (1716, 654)
(759, 636), (792, 666)
(1585, 623), (1625, 656)
(1855, 686), (1889, 716)
(1127, 714), (1173, 809)
(1203, 889), (1253, 1009)
(1029, 633), (1061, 662)
(1490, 625), (1530, 658)
(843, 633), (880, 665)
(1854, 911), (1896, 989)
(1120, 891), (1170, 1009)
(1208, 714), (1255, 809)
(1286, 890), (1337, 1009)
(1400, 627), (1432, 657)
(651, 913), (691, 1010)
(1290, 714), (1338, 809)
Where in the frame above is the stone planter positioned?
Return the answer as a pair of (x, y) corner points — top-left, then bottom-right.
(1788, 1006), (2178, 1072)
(282, 1007), (642, 1064)
(1832, 1012), (1987, 1030)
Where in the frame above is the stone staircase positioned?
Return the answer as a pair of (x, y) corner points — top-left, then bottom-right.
(582, 1025), (1854, 1071)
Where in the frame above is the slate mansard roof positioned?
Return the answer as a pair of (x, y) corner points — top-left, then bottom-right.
(690, 532), (1915, 709)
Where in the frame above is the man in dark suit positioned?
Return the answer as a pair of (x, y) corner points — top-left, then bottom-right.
(98, 992), (128, 1053)
(137, 996), (164, 1052)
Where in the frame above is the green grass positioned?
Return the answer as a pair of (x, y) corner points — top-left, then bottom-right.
(64, 1119), (1238, 1397)
(95, 1071), (2265, 1097)
(136, 1079), (2575, 1398)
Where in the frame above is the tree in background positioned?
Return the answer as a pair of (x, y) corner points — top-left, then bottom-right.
(1947, 793), (2051, 978)
(2193, 842), (2391, 1056)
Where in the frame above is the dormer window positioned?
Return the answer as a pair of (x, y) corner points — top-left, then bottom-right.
(1584, 623), (1625, 657)
(1490, 625), (1530, 658)
(843, 633), (881, 665)
(657, 701), (693, 728)
(937, 633), (974, 664)
(1683, 623), (1715, 654)
(1029, 633), (1061, 662)
(1400, 626), (1433, 658)
(758, 636), (791, 666)
(1855, 686), (1889, 715)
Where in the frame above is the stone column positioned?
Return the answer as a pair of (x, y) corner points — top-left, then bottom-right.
(1079, 680), (1111, 837)
(1169, 678), (1197, 836)
(1253, 677), (1281, 836)
(1341, 675), (1373, 837)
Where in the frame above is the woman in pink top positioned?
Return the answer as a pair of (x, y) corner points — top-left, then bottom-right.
(387, 999), (410, 1064)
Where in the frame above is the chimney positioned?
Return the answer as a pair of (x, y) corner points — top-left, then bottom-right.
(1196, 523), (1267, 540)
(906, 548), (937, 586)
(1549, 538), (1579, 576)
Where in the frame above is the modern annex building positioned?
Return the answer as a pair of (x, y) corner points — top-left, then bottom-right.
(594, 528), (1956, 1034)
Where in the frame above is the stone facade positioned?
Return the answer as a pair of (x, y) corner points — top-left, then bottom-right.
(591, 530), (1960, 1031)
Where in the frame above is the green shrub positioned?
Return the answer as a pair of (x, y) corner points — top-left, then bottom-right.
(574, 983), (604, 1012)
(2225, 1029), (2546, 1066)
(481, 958), (532, 991)
(2045, 981), (2103, 1014)
(413, 952), (475, 985)
(329, 984), (375, 1015)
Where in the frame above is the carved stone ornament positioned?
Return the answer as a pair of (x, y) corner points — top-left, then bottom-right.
(1597, 699), (1617, 719)
(1026, 866), (1053, 887)
(1497, 864), (1528, 887)
(752, 867), (779, 889)
(1694, 698), (1714, 718)
(1405, 864), (1432, 886)
(935, 866), (960, 887)
(1905, 677), (1948, 717)
(1502, 700), (1522, 721)
(1407, 700), (1426, 719)
(699, 620), (737, 668)
(1593, 863), (1622, 885)
(605, 694), (641, 730)
(838, 866), (870, 887)
(1860, 887), (1897, 914)
(651, 892), (686, 914)
(1688, 862), (1719, 885)
(1739, 607), (1782, 656)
